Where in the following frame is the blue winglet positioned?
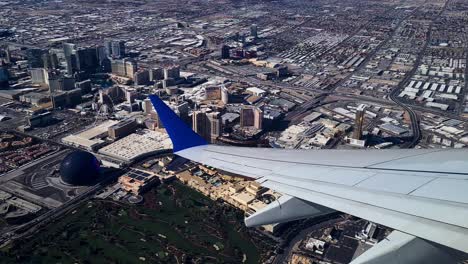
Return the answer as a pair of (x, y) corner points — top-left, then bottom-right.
(149, 95), (208, 152)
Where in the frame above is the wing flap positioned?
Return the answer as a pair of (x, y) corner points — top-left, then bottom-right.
(261, 179), (468, 254)
(410, 178), (468, 204)
(244, 195), (334, 227)
(264, 173), (468, 228)
(354, 173), (433, 194)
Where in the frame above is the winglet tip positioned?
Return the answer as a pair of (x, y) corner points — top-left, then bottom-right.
(148, 94), (208, 152)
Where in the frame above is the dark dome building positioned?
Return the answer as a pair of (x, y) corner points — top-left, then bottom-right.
(60, 151), (100, 186)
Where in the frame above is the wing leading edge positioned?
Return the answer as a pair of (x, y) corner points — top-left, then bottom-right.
(150, 95), (468, 254)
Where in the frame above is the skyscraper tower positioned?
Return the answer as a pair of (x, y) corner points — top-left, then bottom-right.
(221, 86), (229, 104)
(26, 48), (46, 68)
(192, 110), (222, 143)
(104, 40), (112, 57)
(75, 47), (98, 73)
(250, 24), (258, 39)
(0, 67), (9, 89)
(124, 59), (137, 78)
(353, 104), (367, 140)
(240, 106), (263, 130)
(254, 107), (263, 129)
(221, 45), (230, 59)
(164, 65), (180, 79)
(63, 43), (76, 75)
(5, 47), (11, 64)
(42, 53), (54, 70)
(150, 67), (164, 81)
(96, 46), (107, 64)
(206, 112), (221, 143)
(192, 110), (207, 140)
(111, 41), (126, 59)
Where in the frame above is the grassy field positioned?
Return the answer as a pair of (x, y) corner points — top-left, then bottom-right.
(0, 181), (263, 264)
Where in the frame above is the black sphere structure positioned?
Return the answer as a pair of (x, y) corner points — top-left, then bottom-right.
(60, 151), (100, 186)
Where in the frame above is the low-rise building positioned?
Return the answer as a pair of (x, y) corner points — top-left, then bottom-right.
(108, 119), (138, 139)
(98, 129), (172, 163)
(62, 120), (119, 150)
(119, 169), (159, 194)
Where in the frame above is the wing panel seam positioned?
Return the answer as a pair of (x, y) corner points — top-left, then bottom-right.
(202, 148), (468, 177)
(364, 149), (445, 168)
(264, 179), (468, 230)
(407, 177), (438, 195)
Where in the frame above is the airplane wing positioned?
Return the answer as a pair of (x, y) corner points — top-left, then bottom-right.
(149, 95), (468, 261)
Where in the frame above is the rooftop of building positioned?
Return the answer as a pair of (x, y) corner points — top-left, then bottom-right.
(98, 129), (172, 162)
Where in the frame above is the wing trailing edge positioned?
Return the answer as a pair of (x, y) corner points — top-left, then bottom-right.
(350, 231), (465, 264)
(245, 195), (334, 227)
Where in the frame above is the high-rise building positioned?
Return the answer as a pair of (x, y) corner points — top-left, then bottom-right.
(63, 43), (76, 75)
(250, 24), (258, 38)
(240, 106), (263, 130)
(125, 60), (137, 78)
(192, 110), (222, 143)
(125, 88), (137, 104)
(75, 47), (98, 73)
(67, 54), (78, 75)
(206, 112), (222, 143)
(254, 108), (263, 129)
(98, 86), (125, 105)
(144, 98), (189, 129)
(96, 46), (107, 67)
(221, 45), (230, 59)
(110, 59), (136, 78)
(0, 67), (9, 89)
(150, 67), (164, 81)
(143, 98), (154, 114)
(221, 86), (229, 104)
(276, 66), (288, 77)
(42, 52), (59, 70)
(143, 98), (164, 129)
(171, 101), (189, 117)
(111, 59), (126, 76)
(111, 41), (126, 59)
(5, 48), (11, 64)
(48, 77), (61, 92)
(30, 68), (48, 85)
(192, 110), (207, 140)
(96, 46), (110, 72)
(240, 107), (254, 127)
(134, 69), (150, 85)
(104, 40), (112, 57)
(100, 57), (111, 73)
(353, 104), (367, 140)
(26, 48), (46, 68)
(48, 76), (76, 92)
(164, 65), (180, 80)
(63, 43), (75, 57)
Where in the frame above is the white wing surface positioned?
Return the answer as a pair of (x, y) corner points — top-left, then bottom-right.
(149, 94), (468, 255)
(177, 145), (468, 253)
